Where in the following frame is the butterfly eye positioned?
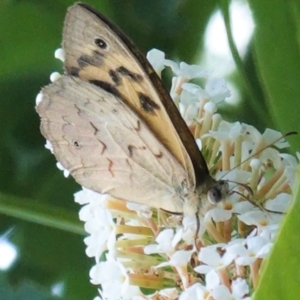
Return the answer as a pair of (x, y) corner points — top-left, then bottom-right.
(207, 187), (222, 204)
(94, 38), (107, 49)
(207, 180), (229, 204)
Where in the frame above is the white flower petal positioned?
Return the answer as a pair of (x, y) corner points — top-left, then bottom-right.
(179, 283), (205, 300)
(54, 48), (65, 61)
(146, 48), (165, 75)
(50, 72), (61, 82)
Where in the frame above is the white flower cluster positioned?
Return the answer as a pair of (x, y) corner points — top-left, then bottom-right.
(42, 48), (297, 300)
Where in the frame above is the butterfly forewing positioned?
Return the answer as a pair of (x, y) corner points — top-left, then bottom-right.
(63, 3), (211, 188)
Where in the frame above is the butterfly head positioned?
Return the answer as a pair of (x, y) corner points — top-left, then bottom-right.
(207, 180), (229, 204)
(188, 177), (231, 217)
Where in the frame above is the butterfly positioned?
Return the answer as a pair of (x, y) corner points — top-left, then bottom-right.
(36, 3), (229, 219)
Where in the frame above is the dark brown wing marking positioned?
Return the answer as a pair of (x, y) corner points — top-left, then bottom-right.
(138, 93), (160, 113)
(89, 80), (121, 98)
(116, 66), (143, 82)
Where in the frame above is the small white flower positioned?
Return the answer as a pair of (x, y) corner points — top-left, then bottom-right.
(75, 189), (108, 210)
(227, 236), (272, 266)
(56, 162), (70, 178)
(195, 245), (235, 274)
(90, 259), (129, 299)
(205, 269), (221, 290)
(144, 229), (176, 255)
(265, 193), (292, 213)
(258, 148), (282, 169)
(208, 120), (244, 141)
(196, 138), (203, 150)
(238, 211), (282, 231)
(50, 72), (61, 82)
(122, 286), (143, 300)
(281, 153), (299, 188)
(165, 60), (209, 79)
(126, 202), (152, 218)
(180, 271), (221, 300)
(261, 128), (290, 149)
(84, 229), (115, 259)
(75, 190), (116, 259)
(205, 206), (233, 222)
(155, 250), (194, 271)
(259, 224), (279, 242)
(146, 48), (165, 76)
(205, 78), (231, 102)
(178, 97), (200, 125)
(212, 282), (251, 300)
(205, 193), (252, 223)
(231, 277), (250, 299)
(181, 78), (230, 105)
(158, 288), (179, 299)
(35, 93), (43, 106)
(233, 200), (256, 215)
(54, 48), (65, 62)
(181, 215), (205, 243)
(179, 283), (206, 300)
(212, 285), (233, 300)
(44, 140), (54, 153)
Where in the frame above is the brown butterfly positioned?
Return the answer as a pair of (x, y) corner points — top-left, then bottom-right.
(36, 3), (228, 219)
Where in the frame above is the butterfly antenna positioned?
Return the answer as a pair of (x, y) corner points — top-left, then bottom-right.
(195, 214), (200, 250)
(227, 180), (253, 196)
(219, 131), (297, 180)
(229, 188), (264, 210)
(228, 181), (285, 215)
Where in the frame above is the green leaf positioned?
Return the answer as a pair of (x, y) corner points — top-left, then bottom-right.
(0, 192), (84, 235)
(249, 0), (300, 153)
(254, 167), (300, 299)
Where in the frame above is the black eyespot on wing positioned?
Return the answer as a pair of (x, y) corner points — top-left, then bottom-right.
(73, 140), (81, 149)
(89, 80), (121, 98)
(138, 93), (160, 113)
(95, 38), (107, 49)
(116, 66), (143, 82)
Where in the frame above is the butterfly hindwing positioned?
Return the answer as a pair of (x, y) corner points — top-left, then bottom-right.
(38, 75), (188, 213)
